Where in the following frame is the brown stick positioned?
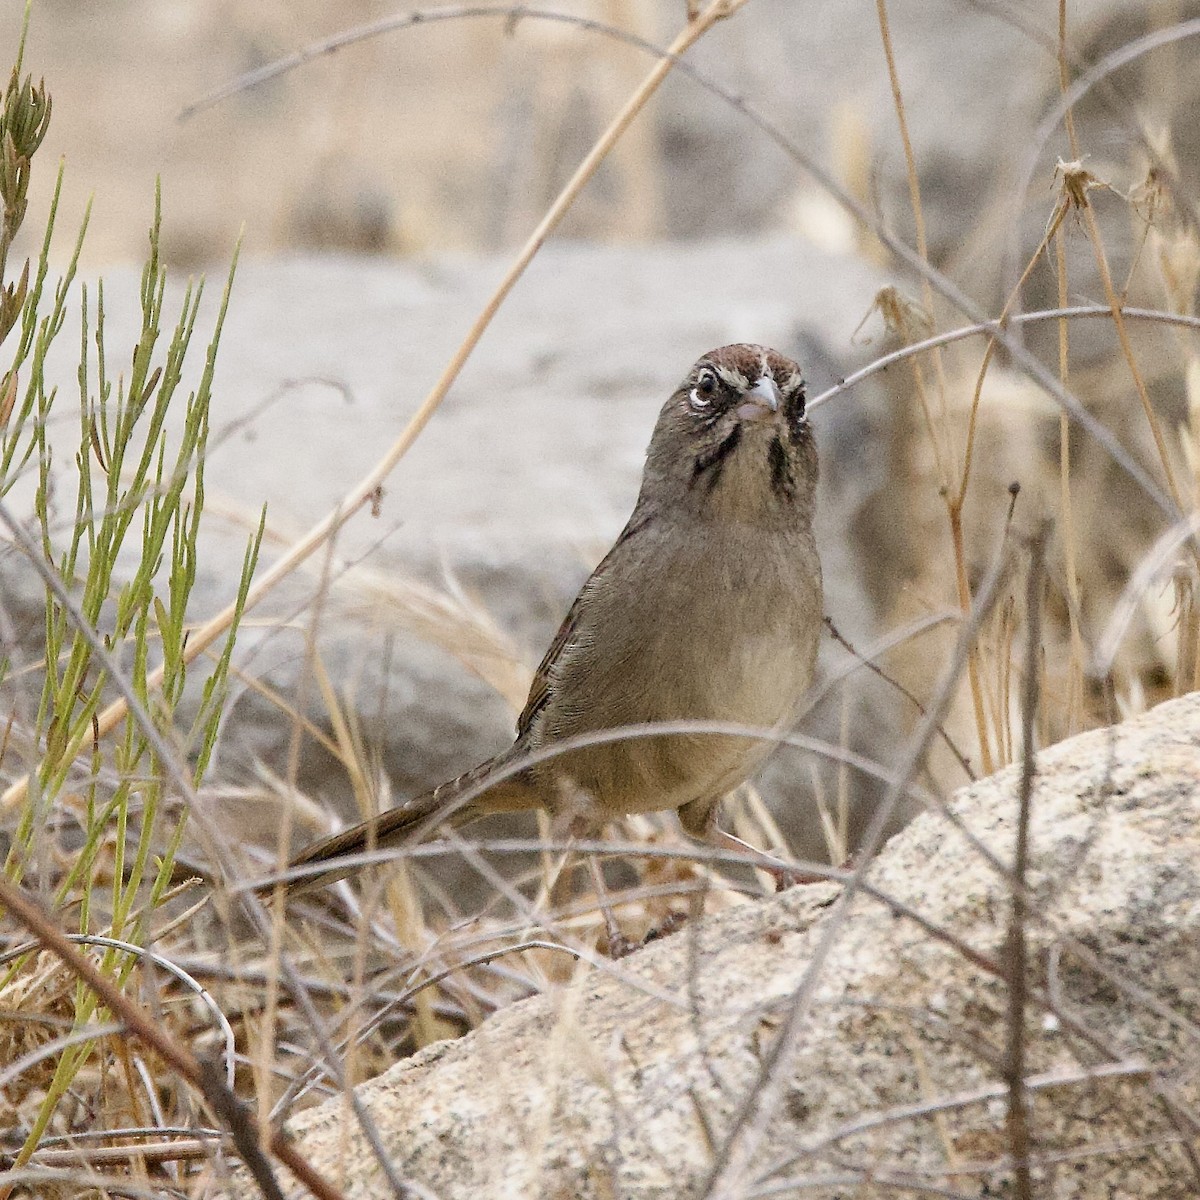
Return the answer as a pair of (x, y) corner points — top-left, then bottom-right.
(1003, 527), (1048, 1200)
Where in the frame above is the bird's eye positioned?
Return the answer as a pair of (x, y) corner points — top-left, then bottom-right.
(689, 368), (718, 411)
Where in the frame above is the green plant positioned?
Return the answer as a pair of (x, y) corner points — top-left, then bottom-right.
(0, 10), (259, 1162)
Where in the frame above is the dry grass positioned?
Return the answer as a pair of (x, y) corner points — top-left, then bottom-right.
(3, 0), (1200, 1196)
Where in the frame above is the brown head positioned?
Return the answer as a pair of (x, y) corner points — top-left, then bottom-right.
(639, 344), (817, 525)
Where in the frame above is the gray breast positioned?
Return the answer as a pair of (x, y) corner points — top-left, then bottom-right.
(534, 519), (821, 817)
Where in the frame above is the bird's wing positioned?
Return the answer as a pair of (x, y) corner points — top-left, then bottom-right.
(516, 513), (650, 739)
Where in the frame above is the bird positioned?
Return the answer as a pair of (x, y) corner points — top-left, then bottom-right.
(269, 344), (823, 914)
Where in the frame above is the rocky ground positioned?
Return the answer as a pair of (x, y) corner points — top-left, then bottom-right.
(220, 693), (1200, 1199)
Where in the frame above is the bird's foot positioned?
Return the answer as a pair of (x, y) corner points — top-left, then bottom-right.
(640, 910), (689, 946)
(606, 928), (640, 959)
(772, 850), (860, 892)
(607, 910), (690, 956)
(770, 863), (825, 892)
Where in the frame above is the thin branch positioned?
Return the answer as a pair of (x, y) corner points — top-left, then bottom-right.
(26, 1136), (221, 1170)
(809, 304), (1200, 412)
(765, 1058), (1149, 1174)
(1004, 526), (1048, 1200)
(180, 6), (681, 121)
(824, 614), (976, 779)
(244, 717), (947, 893)
(1092, 511), (1200, 676)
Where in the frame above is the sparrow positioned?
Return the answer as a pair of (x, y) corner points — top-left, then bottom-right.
(271, 344), (822, 896)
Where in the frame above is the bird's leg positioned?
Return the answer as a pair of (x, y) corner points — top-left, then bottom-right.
(705, 825), (823, 891)
(680, 795), (822, 892)
(566, 807), (635, 958)
(585, 850), (636, 959)
(559, 785), (638, 956)
(539, 797), (634, 957)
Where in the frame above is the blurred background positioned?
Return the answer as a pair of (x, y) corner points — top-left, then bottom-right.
(8, 0), (1195, 276)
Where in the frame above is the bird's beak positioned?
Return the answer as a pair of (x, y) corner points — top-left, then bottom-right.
(736, 375), (781, 422)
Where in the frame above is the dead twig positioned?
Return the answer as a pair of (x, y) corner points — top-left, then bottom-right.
(1003, 524), (1049, 1200)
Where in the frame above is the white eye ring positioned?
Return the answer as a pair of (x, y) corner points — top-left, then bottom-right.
(689, 369), (718, 411)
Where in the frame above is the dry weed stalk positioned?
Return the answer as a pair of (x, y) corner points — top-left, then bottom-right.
(866, 2), (1200, 777)
(873, 0), (1004, 782)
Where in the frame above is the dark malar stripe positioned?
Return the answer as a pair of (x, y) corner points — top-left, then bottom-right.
(691, 423), (743, 491)
(769, 435), (796, 500)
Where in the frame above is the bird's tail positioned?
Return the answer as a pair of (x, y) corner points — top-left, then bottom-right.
(258, 751), (537, 896)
